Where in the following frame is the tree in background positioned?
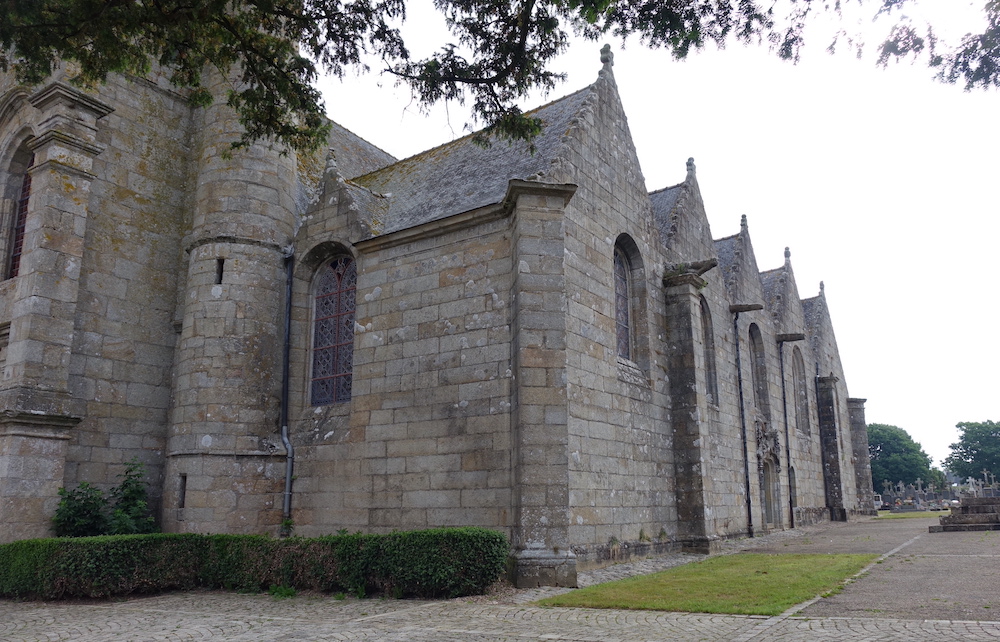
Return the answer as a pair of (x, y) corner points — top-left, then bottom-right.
(868, 423), (937, 491)
(2, 0), (999, 153)
(944, 421), (1000, 482)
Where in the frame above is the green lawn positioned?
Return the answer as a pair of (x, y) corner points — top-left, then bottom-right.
(875, 510), (945, 519)
(537, 553), (876, 616)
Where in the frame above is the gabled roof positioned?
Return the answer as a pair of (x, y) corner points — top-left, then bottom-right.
(650, 184), (683, 241)
(327, 121), (397, 180)
(349, 87), (592, 235)
(651, 159), (718, 260)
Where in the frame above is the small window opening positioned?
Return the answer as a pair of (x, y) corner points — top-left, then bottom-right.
(178, 474), (187, 509)
(215, 258), (225, 284)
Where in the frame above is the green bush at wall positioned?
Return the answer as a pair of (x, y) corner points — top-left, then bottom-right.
(52, 459), (157, 537)
(0, 527), (507, 600)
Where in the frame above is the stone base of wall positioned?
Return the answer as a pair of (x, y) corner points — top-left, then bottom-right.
(793, 506), (831, 527)
(573, 539), (683, 571)
(0, 424), (72, 542)
(511, 548), (578, 588)
(161, 453), (286, 535)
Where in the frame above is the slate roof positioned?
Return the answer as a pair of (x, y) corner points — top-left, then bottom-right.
(801, 294), (823, 330)
(349, 87), (592, 235)
(760, 267), (784, 303)
(650, 184), (682, 217)
(714, 234), (739, 274)
(650, 184), (683, 243)
(327, 121), (397, 180)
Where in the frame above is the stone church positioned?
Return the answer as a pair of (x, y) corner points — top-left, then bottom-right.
(0, 48), (874, 586)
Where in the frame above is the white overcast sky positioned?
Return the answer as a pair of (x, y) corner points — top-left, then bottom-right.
(317, 0), (1000, 467)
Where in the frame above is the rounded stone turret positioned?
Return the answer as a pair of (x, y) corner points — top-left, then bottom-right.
(163, 68), (297, 534)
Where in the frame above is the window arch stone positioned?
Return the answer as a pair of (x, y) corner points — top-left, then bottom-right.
(792, 346), (810, 435)
(748, 323), (771, 421)
(700, 295), (718, 405)
(612, 234), (649, 377)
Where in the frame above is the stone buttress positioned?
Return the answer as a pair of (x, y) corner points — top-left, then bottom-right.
(0, 82), (111, 540)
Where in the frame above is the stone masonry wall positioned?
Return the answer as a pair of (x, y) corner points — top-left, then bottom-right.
(65, 72), (192, 507)
(550, 68), (678, 566)
(290, 209), (515, 537)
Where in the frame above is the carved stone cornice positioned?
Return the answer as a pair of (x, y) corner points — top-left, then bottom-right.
(28, 82), (113, 120)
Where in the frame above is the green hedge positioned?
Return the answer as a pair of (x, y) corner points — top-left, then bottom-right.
(0, 527), (508, 600)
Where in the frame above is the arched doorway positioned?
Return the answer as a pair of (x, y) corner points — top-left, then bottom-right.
(762, 456), (781, 528)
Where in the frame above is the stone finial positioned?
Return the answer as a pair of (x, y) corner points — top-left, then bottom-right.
(820, 280), (825, 293)
(784, 247), (791, 262)
(740, 214), (748, 232)
(686, 157), (696, 177)
(600, 44), (614, 70)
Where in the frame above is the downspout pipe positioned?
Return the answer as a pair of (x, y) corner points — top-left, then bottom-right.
(280, 248), (295, 530)
(731, 303), (763, 538)
(776, 333), (805, 530)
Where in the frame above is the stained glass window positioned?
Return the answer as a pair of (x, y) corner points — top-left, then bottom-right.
(614, 247), (631, 360)
(7, 154), (33, 279)
(311, 257), (356, 405)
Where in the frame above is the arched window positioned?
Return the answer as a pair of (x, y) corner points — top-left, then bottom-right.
(311, 256), (356, 405)
(748, 323), (771, 421)
(5, 152), (33, 280)
(792, 346), (810, 435)
(700, 295), (719, 405)
(613, 246), (631, 361)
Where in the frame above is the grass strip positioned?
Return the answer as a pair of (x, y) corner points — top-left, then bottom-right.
(537, 553), (876, 616)
(875, 511), (944, 519)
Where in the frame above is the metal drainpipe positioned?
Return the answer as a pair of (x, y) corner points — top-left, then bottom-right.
(778, 341), (794, 529)
(732, 310), (754, 538)
(280, 249), (295, 530)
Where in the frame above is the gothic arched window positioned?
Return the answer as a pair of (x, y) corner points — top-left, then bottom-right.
(613, 246), (631, 361)
(6, 153), (33, 279)
(700, 295), (719, 405)
(792, 346), (810, 435)
(748, 323), (771, 421)
(311, 256), (356, 405)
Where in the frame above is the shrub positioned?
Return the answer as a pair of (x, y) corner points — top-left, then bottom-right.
(0, 528), (508, 601)
(108, 459), (157, 535)
(52, 459), (157, 537)
(53, 483), (110, 537)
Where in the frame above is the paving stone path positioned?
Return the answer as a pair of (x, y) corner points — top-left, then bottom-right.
(3, 516), (1000, 641)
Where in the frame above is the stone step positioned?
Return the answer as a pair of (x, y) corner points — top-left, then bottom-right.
(958, 497), (1000, 507)
(955, 505), (1000, 515)
(940, 513), (1000, 525)
(929, 523), (1000, 533)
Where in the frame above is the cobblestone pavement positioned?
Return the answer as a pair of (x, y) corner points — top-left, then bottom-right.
(3, 517), (1000, 641)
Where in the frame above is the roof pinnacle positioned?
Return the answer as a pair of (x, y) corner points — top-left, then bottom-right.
(600, 44), (614, 71)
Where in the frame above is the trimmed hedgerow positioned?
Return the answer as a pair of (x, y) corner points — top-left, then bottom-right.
(0, 527), (507, 600)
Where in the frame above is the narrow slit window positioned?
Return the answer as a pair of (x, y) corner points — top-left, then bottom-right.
(178, 474), (187, 509)
(215, 258), (225, 284)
